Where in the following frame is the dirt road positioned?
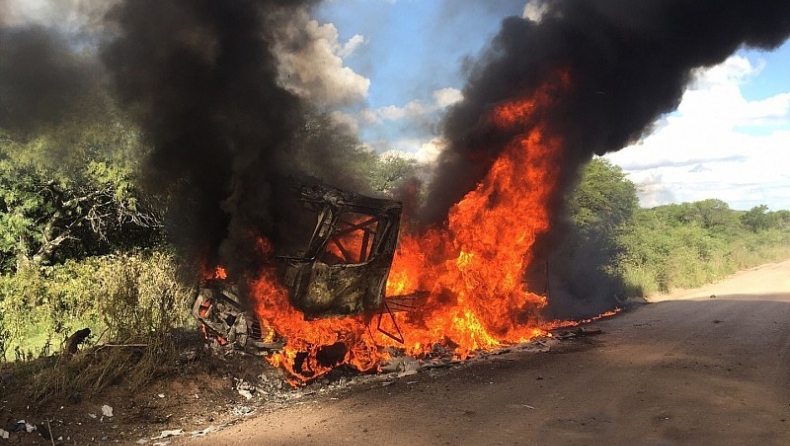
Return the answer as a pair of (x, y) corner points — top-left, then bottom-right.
(187, 260), (790, 446)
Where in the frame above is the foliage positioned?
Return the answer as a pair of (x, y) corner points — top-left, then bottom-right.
(0, 250), (197, 400)
(368, 153), (419, 195)
(0, 124), (162, 273)
(563, 158), (790, 299)
(738, 204), (789, 233)
(0, 251), (194, 359)
(617, 202), (790, 295)
(568, 158), (638, 231)
(95, 252), (195, 344)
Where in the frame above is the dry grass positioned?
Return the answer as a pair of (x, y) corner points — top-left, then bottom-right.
(1, 251), (200, 403)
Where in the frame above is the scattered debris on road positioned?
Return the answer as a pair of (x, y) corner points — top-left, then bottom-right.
(552, 327), (604, 340)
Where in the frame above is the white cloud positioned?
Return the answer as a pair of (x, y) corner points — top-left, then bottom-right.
(1, 0), (117, 31)
(338, 34), (365, 58)
(523, 0), (549, 23)
(368, 101), (426, 123)
(605, 55), (790, 210)
(272, 9), (370, 108)
(380, 100), (430, 120)
(358, 109), (380, 126)
(361, 87), (463, 124)
(373, 137), (446, 164)
(353, 90), (460, 164)
(433, 88), (464, 108)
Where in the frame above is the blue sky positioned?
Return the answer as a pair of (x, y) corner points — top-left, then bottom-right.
(317, 1), (790, 211)
(739, 43), (790, 102)
(316, 0), (525, 146)
(318, 0), (522, 107)
(606, 47), (790, 210)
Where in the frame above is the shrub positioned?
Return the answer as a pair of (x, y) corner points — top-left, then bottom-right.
(0, 251), (194, 361)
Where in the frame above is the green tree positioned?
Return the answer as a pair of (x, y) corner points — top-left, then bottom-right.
(541, 158), (640, 313)
(741, 205), (771, 233)
(368, 153), (419, 195)
(0, 157), (162, 271)
(568, 158), (638, 231)
(692, 199), (737, 231)
(774, 210), (790, 229)
(0, 118), (162, 272)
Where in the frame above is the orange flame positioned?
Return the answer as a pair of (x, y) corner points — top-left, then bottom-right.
(248, 73), (601, 384)
(212, 266), (228, 280)
(201, 265), (228, 282)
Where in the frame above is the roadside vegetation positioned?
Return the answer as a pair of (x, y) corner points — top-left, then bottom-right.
(1, 111), (788, 397)
(568, 159), (790, 297)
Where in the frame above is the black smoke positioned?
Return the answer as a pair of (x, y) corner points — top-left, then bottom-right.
(0, 26), (102, 137)
(421, 0), (790, 315)
(100, 0), (350, 281)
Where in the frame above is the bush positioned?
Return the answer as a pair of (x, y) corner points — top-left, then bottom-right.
(0, 251), (197, 399)
(0, 251), (194, 361)
(562, 159), (790, 300)
(618, 209), (790, 295)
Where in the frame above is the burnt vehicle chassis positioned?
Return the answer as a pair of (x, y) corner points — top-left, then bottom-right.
(280, 182), (402, 318)
(193, 183), (407, 355)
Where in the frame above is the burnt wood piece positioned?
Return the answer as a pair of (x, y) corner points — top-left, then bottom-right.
(63, 328), (91, 357)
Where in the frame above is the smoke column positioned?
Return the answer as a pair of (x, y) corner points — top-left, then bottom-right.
(0, 0), (120, 138)
(100, 0), (342, 281)
(0, 26), (101, 137)
(3, 0), (373, 293)
(420, 0), (790, 315)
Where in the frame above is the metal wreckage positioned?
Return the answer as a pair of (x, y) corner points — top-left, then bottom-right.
(192, 182), (405, 355)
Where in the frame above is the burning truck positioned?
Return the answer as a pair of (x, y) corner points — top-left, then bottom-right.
(193, 182), (409, 358)
(187, 74), (615, 385)
(190, 79), (571, 384)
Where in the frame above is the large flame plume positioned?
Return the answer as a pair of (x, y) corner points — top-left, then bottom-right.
(248, 75), (578, 384)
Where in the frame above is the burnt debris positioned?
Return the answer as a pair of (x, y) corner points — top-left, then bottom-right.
(194, 182), (402, 355)
(193, 282), (285, 356)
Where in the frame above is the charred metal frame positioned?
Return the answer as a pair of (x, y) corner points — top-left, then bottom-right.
(193, 183), (404, 355)
(279, 183), (402, 319)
